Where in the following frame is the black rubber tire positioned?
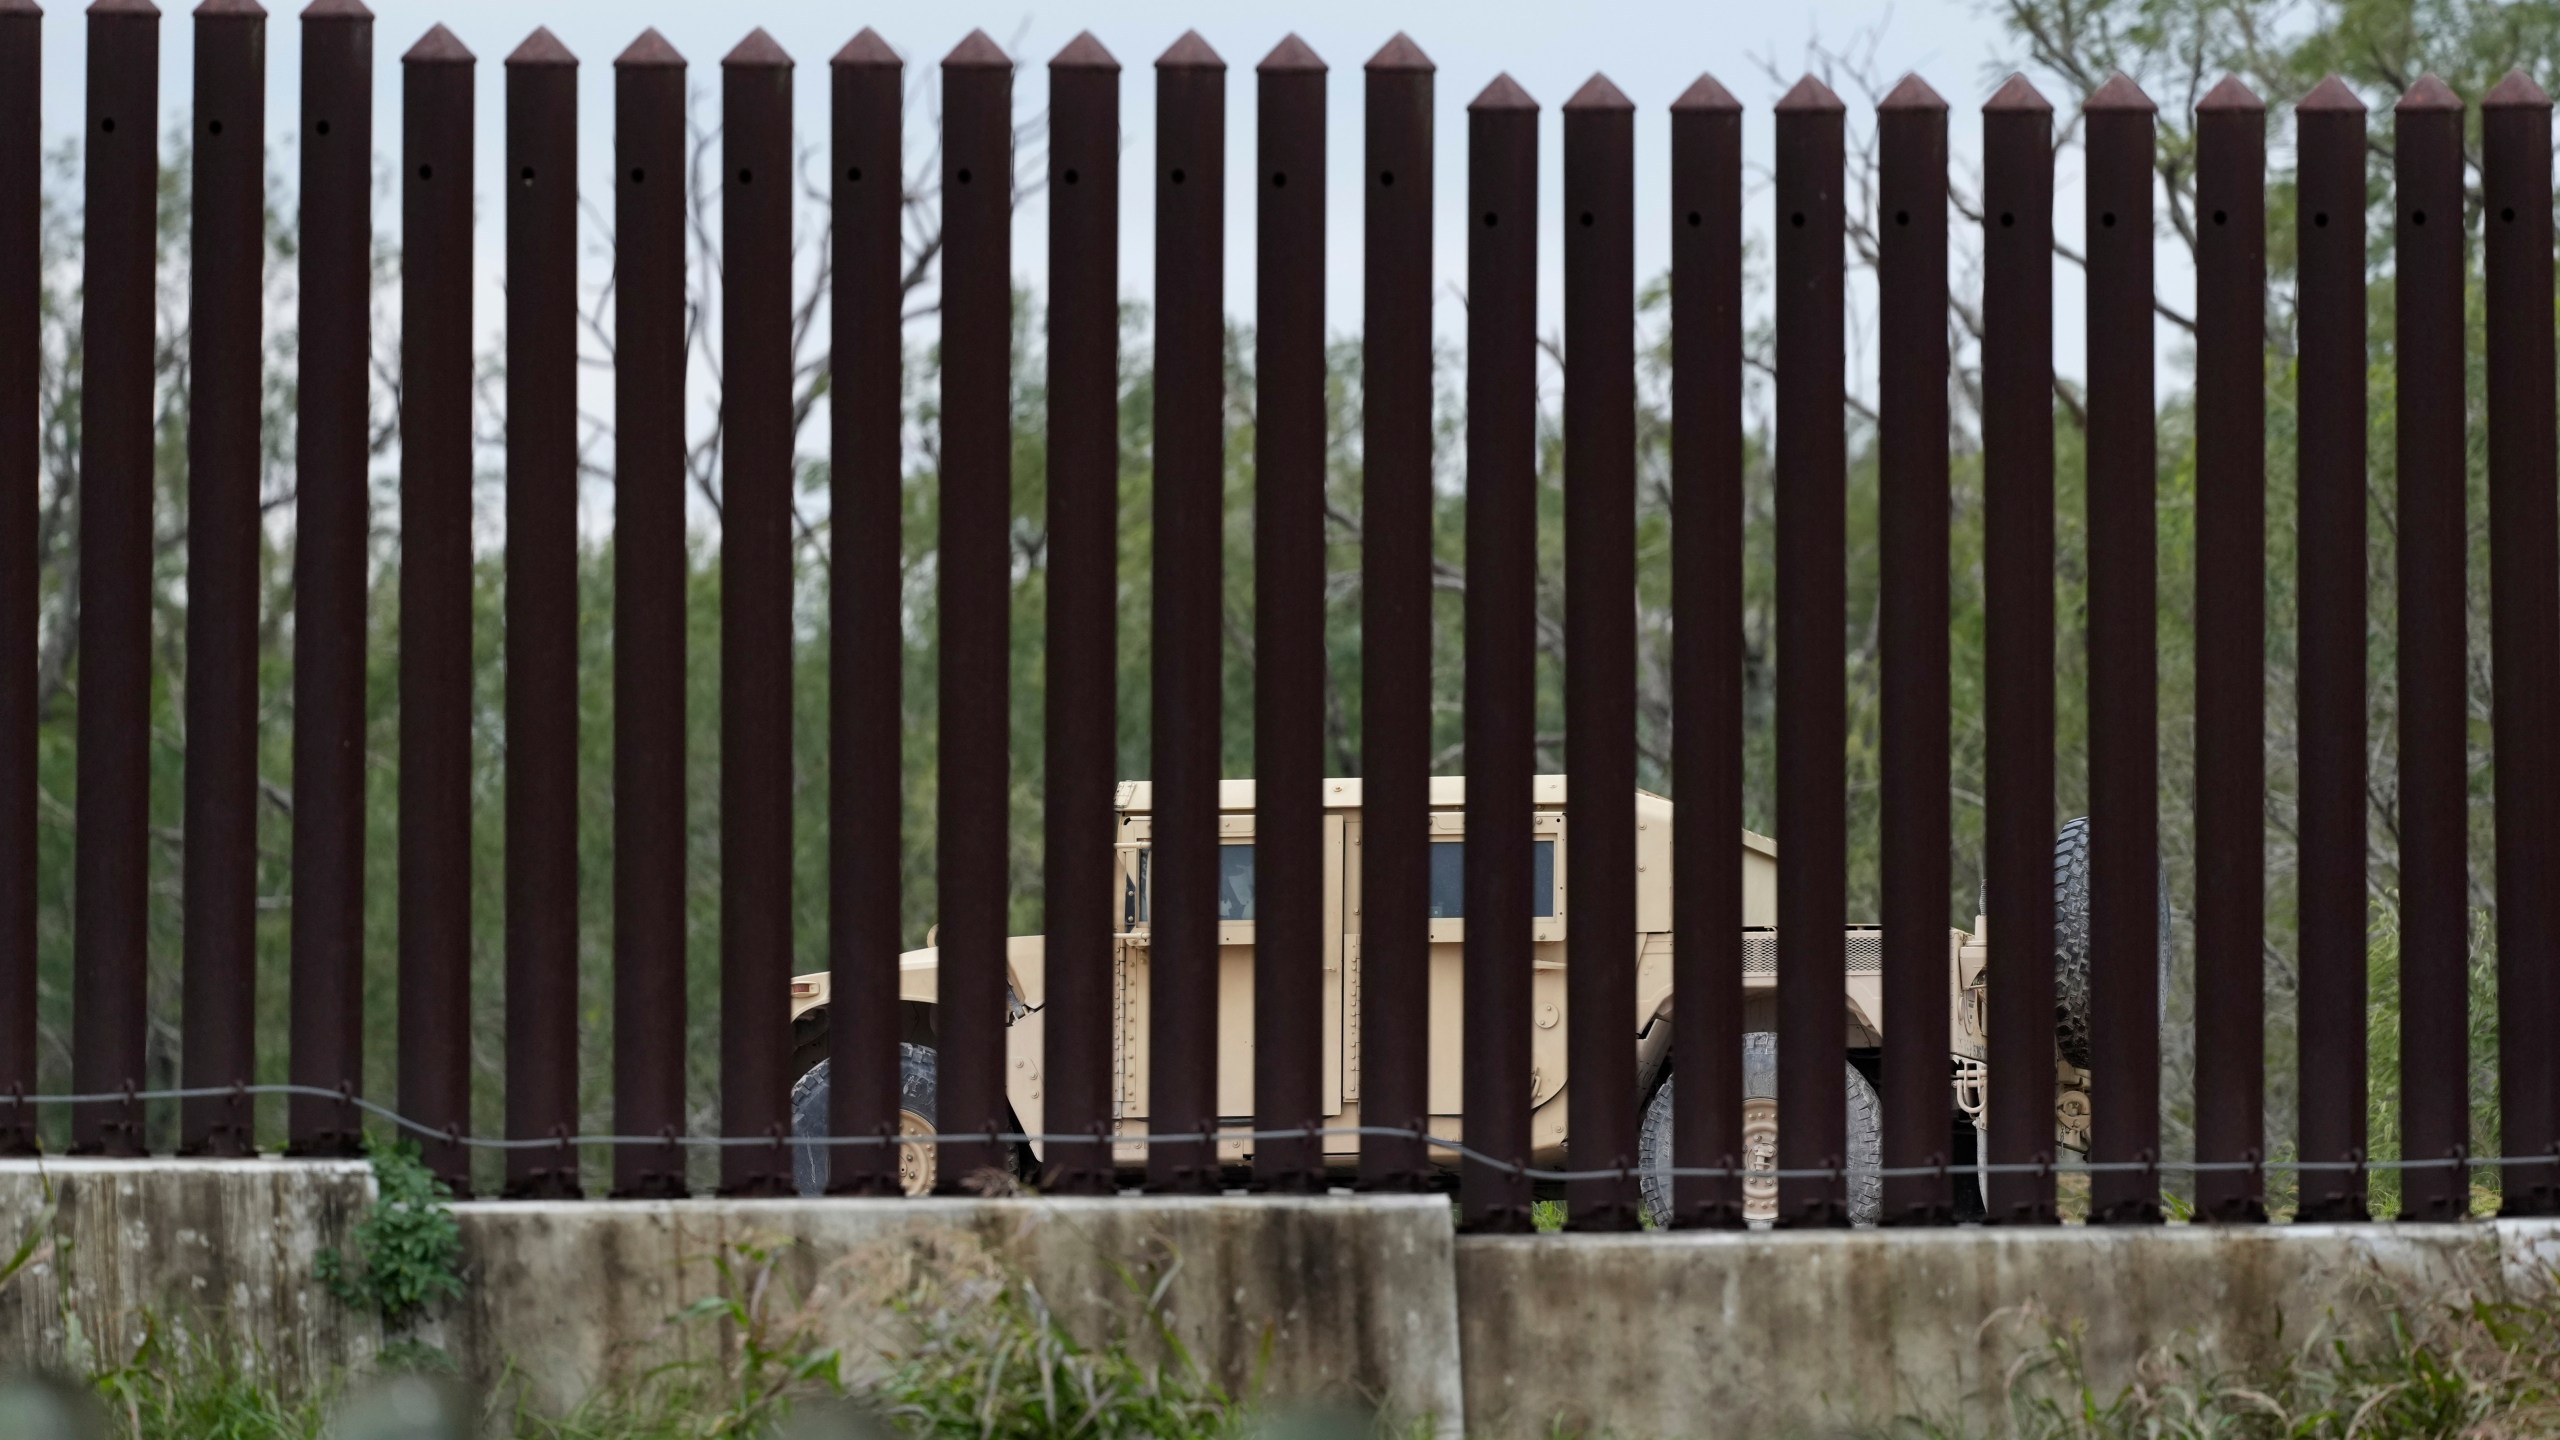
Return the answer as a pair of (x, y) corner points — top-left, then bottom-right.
(1950, 1117), (1986, 1222)
(2051, 817), (2171, 1070)
(790, 1042), (939, 1197)
(1637, 1031), (1882, 1226)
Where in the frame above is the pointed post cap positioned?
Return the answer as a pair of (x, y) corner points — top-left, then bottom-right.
(2197, 75), (2261, 111)
(2084, 72), (2155, 112)
(2296, 74), (2366, 112)
(612, 27), (684, 68)
(722, 27), (790, 68)
(300, 0), (369, 18)
(833, 27), (898, 69)
(1672, 72), (1739, 112)
(87, 0), (158, 15)
(505, 26), (575, 66)
(1564, 72), (1634, 112)
(1775, 73), (1845, 112)
(1258, 32), (1323, 73)
(195, 0), (266, 17)
(403, 22), (473, 64)
(943, 27), (1008, 69)
(1158, 29), (1222, 69)
(0, 0), (43, 14)
(2484, 68), (2550, 109)
(1366, 32), (1431, 72)
(1879, 72), (1947, 110)
(615, 28), (682, 68)
(1049, 30), (1115, 71)
(2396, 73), (2461, 111)
(1985, 73), (2052, 111)
(1469, 71), (1537, 111)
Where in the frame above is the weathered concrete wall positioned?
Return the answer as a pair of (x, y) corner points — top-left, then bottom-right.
(0, 1158), (378, 1394)
(439, 1194), (1465, 1430)
(1457, 1222), (2529, 1439)
(17, 1159), (2560, 1440)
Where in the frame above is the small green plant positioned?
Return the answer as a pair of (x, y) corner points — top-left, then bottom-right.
(876, 1273), (1239, 1439)
(317, 1137), (465, 1329)
(667, 1236), (849, 1434)
(518, 1231), (855, 1440)
(85, 1317), (333, 1440)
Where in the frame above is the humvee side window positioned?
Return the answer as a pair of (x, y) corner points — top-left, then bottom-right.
(1124, 851), (1149, 927)
(1426, 839), (1559, 919)
(1218, 844), (1254, 920)
(1120, 845), (1256, 925)
(1429, 842), (1464, 917)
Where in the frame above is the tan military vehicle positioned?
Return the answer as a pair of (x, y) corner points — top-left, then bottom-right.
(788, 776), (2150, 1223)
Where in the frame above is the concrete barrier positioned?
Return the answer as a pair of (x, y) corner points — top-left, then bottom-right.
(15, 1158), (2560, 1438)
(437, 1194), (1465, 1428)
(0, 1157), (378, 1396)
(1455, 1222), (2526, 1439)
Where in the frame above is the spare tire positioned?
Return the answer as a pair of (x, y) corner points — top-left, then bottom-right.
(2051, 817), (2170, 1070)
(1637, 1031), (1882, 1227)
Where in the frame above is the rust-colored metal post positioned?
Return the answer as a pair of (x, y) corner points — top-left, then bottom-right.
(1254, 33), (1326, 1193)
(611, 27), (688, 1199)
(718, 27), (794, 1197)
(71, 0), (158, 1157)
(1772, 74), (1847, 1228)
(2393, 75), (2469, 1222)
(1462, 66), (1534, 1232)
(0, 0), (32, 1158)
(503, 26), (580, 1199)
(1040, 30), (1119, 1198)
(1563, 71), (1639, 1232)
(398, 23), (476, 1192)
(1980, 74), (2056, 1224)
(2478, 67), (2560, 1209)
(1357, 33), (1430, 1194)
(828, 26), (906, 1198)
(1877, 74), (1950, 1226)
(1668, 71), (1742, 1229)
(2292, 75), (2369, 1223)
(935, 29), (1013, 1190)
(2082, 75), (2160, 1226)
(1149, 30), (1224, 1194)
(2484, 70), (2559, 1217)
(2192, 77), (2267, 1224)
(290, 0), (375, 1160)
(181, 0), (266, 1158)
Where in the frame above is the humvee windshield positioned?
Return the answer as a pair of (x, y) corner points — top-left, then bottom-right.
(1121, 838), (1560, 926)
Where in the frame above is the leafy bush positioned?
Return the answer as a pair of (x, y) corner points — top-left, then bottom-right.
(316, 1138), (465, 1329)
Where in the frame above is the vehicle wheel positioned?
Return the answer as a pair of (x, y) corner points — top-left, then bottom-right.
(1636, 1031), (1882, 1227)
(2051, 817), (2171, 1070)
(790, 1042), (943, 1197)
(1951, 1116), (1987, 1222)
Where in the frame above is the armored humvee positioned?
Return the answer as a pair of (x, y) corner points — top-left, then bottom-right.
(787, 776), (2143, 1223)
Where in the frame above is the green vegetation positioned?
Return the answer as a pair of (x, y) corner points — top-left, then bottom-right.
(25, 1246), (2560, 1438)
(314, 1139), (467, 1330)
(83, 1325), (340, 1440)
(6, 1230), (1331, 1440)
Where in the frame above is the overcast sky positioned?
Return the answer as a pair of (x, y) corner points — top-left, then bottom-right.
(27, 0), (2193, 484)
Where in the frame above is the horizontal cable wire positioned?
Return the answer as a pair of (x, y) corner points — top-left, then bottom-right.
(0, 1083), (2532, 1184)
